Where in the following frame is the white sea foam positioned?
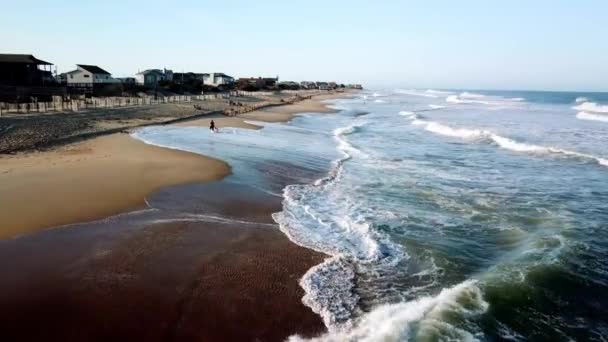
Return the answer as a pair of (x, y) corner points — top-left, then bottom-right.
(290, 280), (488, 342)
(374, 99), (386, 103)
(398, 111), (414, 116)
(393, 89), (439, 98)
(424, 122), (489, 139)
(575, 97), (589, 104)
(576, 111), (608, 123)
(573, 101), (608, 113)
(425, 89), (455, 95)
(428, 104), (446, 109)
(273, 120), (409, 329)
(411, 120), (608, 168)
(446, 92), (525, 106)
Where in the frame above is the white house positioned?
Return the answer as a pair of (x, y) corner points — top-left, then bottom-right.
(65, 64), (119, 86)
(135, 68), (173, 87)
(203, 73), (234, 87)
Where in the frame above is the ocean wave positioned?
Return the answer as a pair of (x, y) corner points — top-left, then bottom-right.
(273, 120), (408, 329)
(411, 120), (608, 167)
(398, 111), (415, 116)
(425, 89), (455, 95)
(575, 97), (589, 104)
(428, 104), (446, 109)
(576, 111), (608, 123)
(374, 99), (386, 103)
(446, 92), (525, 106)
(290, 280), (488, 341)
(393, 89), (439, 98)
(572, 101), (608, 113)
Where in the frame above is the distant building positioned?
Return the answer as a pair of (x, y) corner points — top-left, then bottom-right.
(278, 81), (300, 90)
(300, 81), (317, 89)
(0, 54), (54, 86)
(173, 72), (206, 84)
(117, 77), (136, 84)
(203, 73), (234, 87)
(237, 76), (279, 89)
(65, 64), (119, 86)
(135, 68), (173, 87)
(317, 82), (330, 90)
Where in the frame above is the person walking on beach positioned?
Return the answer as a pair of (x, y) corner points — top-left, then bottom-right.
(210, 120), (219, 133)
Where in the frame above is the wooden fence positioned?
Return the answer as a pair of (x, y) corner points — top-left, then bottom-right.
(0, 89), (331, 116)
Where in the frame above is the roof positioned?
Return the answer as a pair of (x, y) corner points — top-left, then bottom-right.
(0, 54), (52, 65)
(211, 73), (233, 78)
(136, 69), (164, 75)
(77, 64), (111, 75)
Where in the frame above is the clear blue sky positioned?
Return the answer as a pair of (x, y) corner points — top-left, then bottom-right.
(2, 0), (607, 91)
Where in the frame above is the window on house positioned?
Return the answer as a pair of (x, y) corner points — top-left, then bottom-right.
(70, 75), (73, 79)
(84, 74), (90, 78)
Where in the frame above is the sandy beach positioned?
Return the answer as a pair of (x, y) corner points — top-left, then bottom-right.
(0, 133), (230, 239)
(0, 90), (353, 341)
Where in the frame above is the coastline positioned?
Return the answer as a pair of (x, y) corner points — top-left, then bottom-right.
(0, 91), (348, 239)
(0, 90), (355, 341)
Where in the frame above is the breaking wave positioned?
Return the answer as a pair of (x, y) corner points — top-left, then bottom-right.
(446, 92), (525, 106)
(411, 120), (608, 167)
(576, 111), (608, 123)
(273, 120), (407, 329)
(289, 280), (488, 342)
(573, 101), (608, 114)
(393, 89), (439, 98)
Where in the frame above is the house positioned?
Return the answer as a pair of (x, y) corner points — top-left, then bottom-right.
(0, 54), (55, 86)
(65, 64), (119, 86)
(237, 76), (279, 89)
(203, 73), (234, 87)
(300, 81), (317, 89)
(317, 82), (330, 90)
(117, 77), (136, 84)
(135, 68), (173, 87)
(173, 72), (206, 84)
(278, 81), (300, 90)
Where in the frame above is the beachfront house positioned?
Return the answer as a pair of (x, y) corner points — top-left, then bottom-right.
(173, 72), (206, 85)
(65, 65), (119, 86)
(300, 81), (317, 89)
(202, 73), (234, 87)
(0, 54), (56, 86)
(317, 82), (330, 90)
(237, 76), (279, 90)
(0, 53), (66, 101)
(278, 81), (300, 90)
(135, 68), (173, 87)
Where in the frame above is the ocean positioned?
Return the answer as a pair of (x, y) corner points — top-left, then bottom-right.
(133, 89), (608, 341)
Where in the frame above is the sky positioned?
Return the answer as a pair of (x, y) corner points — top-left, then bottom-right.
(2, 0), (607, 92)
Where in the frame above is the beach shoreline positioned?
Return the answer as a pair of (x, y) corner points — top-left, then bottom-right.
(0, 90), (356, 341)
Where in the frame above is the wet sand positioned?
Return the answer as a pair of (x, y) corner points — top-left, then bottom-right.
(0, 90), (356, 341)
(0, 182), (326, 342)
(175, 92), (344, 129)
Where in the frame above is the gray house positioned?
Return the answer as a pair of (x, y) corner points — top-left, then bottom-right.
(135, 68), (173, 87)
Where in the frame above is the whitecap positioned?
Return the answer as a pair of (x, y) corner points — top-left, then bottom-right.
(573, 101), (608, 114)
(410, 120), (608, 168)
(289, 280), (488, 342)
(576, 111), (608, 123)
